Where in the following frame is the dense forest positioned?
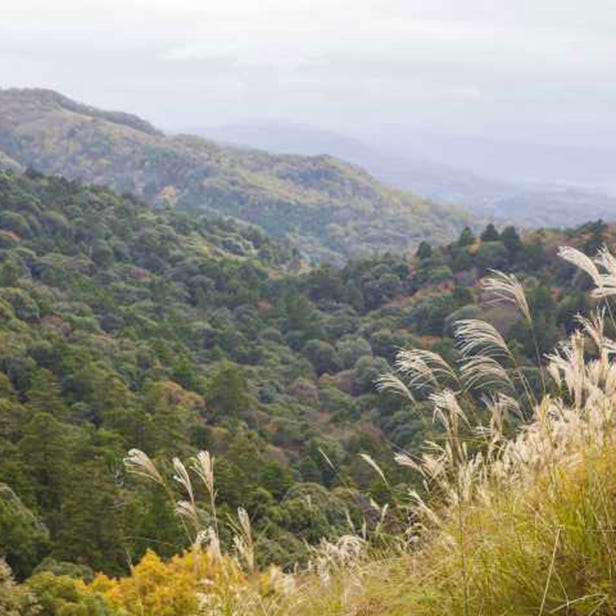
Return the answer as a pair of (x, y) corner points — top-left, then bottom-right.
(0, 164), (610, 608)
(0, 88), (476, 263)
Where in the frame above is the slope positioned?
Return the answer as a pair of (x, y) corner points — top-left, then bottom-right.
(196, 121), (616, 228)
(2, 170), (616, 613)
(0, 88), (475, 262)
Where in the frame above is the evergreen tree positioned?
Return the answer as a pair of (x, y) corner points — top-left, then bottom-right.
(480, 223), (500, 242)
(26, 369), (67, 420)
(457, 226), (476, 247)
(501, 225), (522, 257)
(206, 362), (252, 417)
(416, 241), (433, 260)
(53, 460), (125, 574)
(19, 413), (69, 524)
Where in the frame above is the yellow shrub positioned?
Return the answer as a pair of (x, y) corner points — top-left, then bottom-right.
(85, 549), (252, 616)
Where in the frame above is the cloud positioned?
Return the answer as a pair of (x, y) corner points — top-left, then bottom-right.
(0, 0), (614, 144)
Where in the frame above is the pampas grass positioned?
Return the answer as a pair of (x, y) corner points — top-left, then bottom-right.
(482, 269), (532, 324)
(281, 245), (616, 615)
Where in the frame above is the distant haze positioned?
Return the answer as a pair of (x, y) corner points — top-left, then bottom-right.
(197, 123), (616, 193)
(1, 0), (615, 186)
(193, 122), (616, 225)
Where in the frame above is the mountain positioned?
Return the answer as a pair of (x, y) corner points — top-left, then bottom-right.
(196, 122), (616, 228)
(0, 89), (475, 263)
(368, 128), (616, 191)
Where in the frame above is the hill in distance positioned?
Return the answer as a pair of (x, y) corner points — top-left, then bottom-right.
(0, 88), (476, 263)
(196, 121), (616, 228)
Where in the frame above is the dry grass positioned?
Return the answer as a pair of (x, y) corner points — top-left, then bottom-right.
(275, 244), (616, 615)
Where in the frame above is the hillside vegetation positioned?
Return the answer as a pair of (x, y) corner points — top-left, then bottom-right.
(0, 88), (475, 262)
(2, 168), (616, 613)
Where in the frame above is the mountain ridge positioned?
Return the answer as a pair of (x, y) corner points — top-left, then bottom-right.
(192, 121), (616, 228)
(0, 88), (476, 262)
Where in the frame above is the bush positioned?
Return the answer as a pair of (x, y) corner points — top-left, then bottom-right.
(302, 340), (342, 376)
(336, 336), (372, 369)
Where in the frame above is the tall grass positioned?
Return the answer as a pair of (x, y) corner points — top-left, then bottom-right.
(283, 244), (616, 615)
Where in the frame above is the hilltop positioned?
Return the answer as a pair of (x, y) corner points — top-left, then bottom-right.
(0, 89), (475, 262)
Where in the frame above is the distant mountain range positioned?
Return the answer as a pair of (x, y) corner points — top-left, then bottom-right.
(0, 88), (476, 263)
(193, 123), (616, 228)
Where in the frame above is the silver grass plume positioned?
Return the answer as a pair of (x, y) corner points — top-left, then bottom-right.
(233, 507), (254, 572)
(172, 457), (199, 533)
(482, 270), (531, 325)
(191, 451), (215, 497)
(455, 319), (513, 360)
(594, 245), (616, 297)
(123, 449), (165, 487)
(375, 373), (416, 402)
(358, 453), (390, 486)
(190, 450), (218, 539)
(558, 246), (604, 295)
(460, 355), (514, 391)
(394, 348), (457, 393)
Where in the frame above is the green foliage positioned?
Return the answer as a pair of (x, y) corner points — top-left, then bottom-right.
(303, 340), (342, 376)
(205, 361), (253, 417)
(0, 167), (609, 590)
(0, 88), (476, 263)
(415, 241), (433, 260)
(0, 484), (49, 579)
(457, 226), (475, 247)
(479, 222), (500, 242)
(26, 572), (117, 616)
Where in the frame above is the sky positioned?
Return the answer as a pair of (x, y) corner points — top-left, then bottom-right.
(1, 0), (616, 149)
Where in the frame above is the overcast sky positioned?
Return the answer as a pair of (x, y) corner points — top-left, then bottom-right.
(1, 0), (615, 148)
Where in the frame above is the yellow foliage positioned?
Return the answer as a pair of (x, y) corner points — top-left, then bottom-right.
(85, 549), (251, 616)
(154, 380), (205, 410)
(90, 550), (201, 615)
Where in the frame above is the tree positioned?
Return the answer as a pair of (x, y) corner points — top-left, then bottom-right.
(26, 370), (67, 420)
(302, 340), (342, 376)
(53, 460), (125, 575)
(336, 337), (372, 370)
(86, 550), (208, 616)
(27, 571), (117, 615)
(416, 241), (433, 260)
(582, 219), (607, 254)
(501, 226), (522, 258)
(352, 356), (389, 395)
(19, 413), (69, 521)
(0, 559), (39, 615)
(206, 361), (252, 416)
(0, 484), (49, 579)
(457, 226), (476, 247)
(480, 223), (500, 242)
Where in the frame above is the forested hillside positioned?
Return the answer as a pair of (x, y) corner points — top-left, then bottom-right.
(0, 166), (612, 607)
(0, 89), (475, 263)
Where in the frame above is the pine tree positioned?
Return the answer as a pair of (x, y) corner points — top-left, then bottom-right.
(457, 226), (476, 247)
(416, 241), (433, 260)
(19, 413), (69, 525)
(26, 370), (67, 420)
(480, 223), (500, 242)
(501, 225), (522, 257)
